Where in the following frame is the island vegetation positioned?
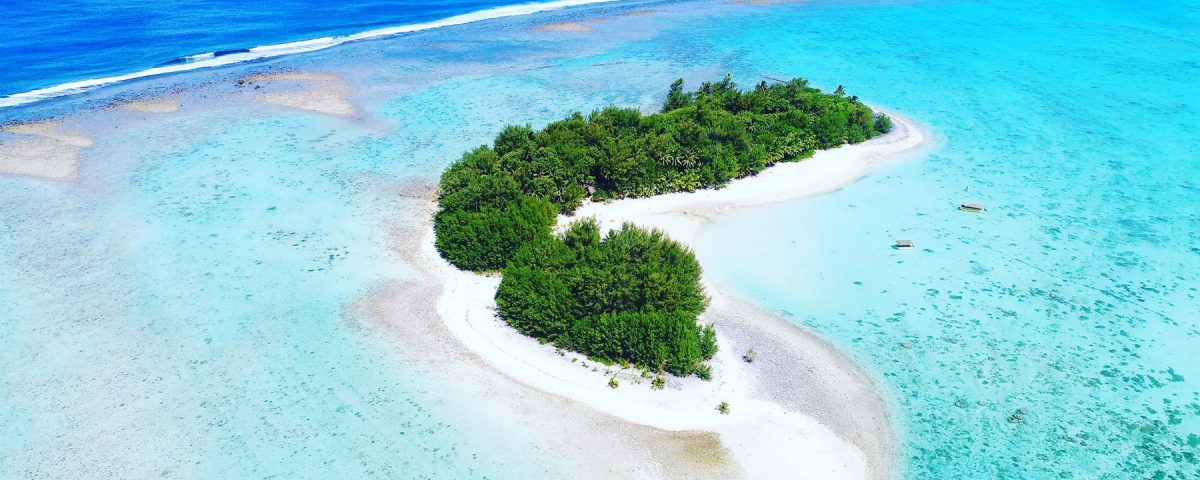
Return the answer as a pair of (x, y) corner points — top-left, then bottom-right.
(496, 219), (716, 376)
(434, 76), (891, 378)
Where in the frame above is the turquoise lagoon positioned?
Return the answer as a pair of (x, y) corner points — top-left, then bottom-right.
(1, 0), (1197, 479)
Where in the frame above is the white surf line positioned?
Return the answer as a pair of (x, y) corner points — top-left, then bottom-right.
(0, 0), (619, 109)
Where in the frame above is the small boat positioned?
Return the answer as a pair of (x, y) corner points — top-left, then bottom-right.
(894, 240), (914, 250)
(960, 202), (986, 213)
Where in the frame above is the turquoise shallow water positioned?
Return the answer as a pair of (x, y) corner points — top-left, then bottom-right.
(0, 111), (565, 477)
(1, 0), (1197, 478)
(695, 1), (1200, 478)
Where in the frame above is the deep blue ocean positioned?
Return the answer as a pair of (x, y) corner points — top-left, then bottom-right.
(0, 0), (567, 99)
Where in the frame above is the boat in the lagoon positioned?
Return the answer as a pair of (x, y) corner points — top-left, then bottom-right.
(959, 202), (986, 213)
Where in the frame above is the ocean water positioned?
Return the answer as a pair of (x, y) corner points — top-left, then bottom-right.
(1, 0), (1197, 479)
(0, 0), (612, 104)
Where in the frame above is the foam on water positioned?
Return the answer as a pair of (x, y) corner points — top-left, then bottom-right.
(0, 0), (617, 108)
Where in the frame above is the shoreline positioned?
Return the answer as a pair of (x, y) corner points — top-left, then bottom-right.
(424, 112), (929, 478)
(357, 183), (741, 479)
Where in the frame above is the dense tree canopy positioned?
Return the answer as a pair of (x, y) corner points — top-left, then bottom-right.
(435, 76), (889, 271)
(433, 76), (890, 376)
(496, 220), (715, 376)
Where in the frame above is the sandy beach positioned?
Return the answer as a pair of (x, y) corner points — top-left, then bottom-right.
(417, 113), (928, 479)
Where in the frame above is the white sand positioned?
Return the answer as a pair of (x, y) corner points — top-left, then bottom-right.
(570, 111), (927, 248)
(241, 71), (356, 117)
(0, 121), (94, 180)
(424, 113), (928, 478)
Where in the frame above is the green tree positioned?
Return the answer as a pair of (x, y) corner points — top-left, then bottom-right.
(662, 78), (692, 112)
(874, 113), (894, 134)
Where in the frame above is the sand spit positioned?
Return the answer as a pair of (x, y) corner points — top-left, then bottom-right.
(0, 121), (94, 180)
(241, 71), (356, 117)
(4, 121), (92, 147)
(116, 97), (181, 114)
(421, 113), (928, 479)
(708, 298), (896, 477)
(352, 194), (740, 480)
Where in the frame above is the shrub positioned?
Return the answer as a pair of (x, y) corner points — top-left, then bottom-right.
(434, 196), (556, 272)
(874, 113), (894, 134)
(502, 221), (713, 376)
(495, 265), (575, 340)
(700, 325), (718, 359)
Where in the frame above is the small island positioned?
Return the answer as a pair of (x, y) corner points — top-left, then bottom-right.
(434, 76), (892, 378)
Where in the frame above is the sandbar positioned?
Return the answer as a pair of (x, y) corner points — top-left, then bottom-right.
(0, 121), (94, 180)
(241, 71), (356, 117)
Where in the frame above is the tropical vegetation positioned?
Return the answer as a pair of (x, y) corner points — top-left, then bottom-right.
(495, 219), (715, 376)
(433, 76), (890, 377)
